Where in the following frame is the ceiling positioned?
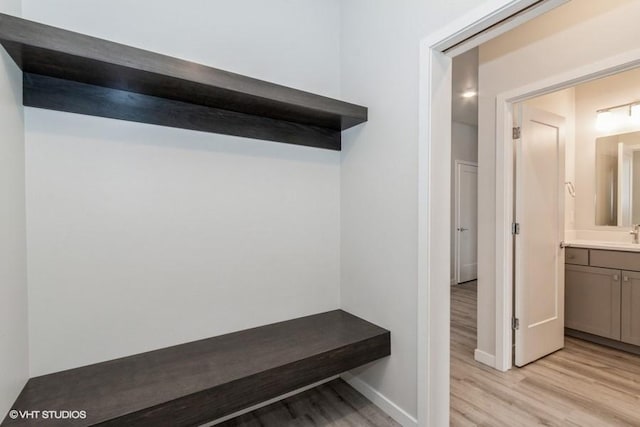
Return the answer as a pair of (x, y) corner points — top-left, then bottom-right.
(452, 47), (478, 127)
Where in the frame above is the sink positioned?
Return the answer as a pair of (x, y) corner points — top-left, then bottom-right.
(565, 239), (640, 252)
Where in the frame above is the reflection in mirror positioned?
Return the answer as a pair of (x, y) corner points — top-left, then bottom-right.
(595, 131), (640, 226)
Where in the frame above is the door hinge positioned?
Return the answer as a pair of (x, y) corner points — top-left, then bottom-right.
(512, 317), (520, 330)
(513, 126), (521, 139)
(512, 222), (520, 235)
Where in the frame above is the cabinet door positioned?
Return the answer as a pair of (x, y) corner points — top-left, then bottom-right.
(621, 270), (640, 346)
(565, 265), (621, 339)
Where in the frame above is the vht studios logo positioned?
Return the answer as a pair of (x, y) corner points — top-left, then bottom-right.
(9, 409), (87, 420)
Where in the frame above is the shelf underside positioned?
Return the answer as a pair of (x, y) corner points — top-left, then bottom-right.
(24, 73), (342, 150)
(0, 13), (367, 150)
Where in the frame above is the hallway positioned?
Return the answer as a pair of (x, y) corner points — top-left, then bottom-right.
(451, 282), (640, 426)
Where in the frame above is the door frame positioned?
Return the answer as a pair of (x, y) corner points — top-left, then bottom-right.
(417, 0), (569, 425)
(454, 160), (478, 285)
(494, 50), (640, 372)
(419, 0), (640, 421)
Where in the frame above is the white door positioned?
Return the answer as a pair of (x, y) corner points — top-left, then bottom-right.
(455, 162), (478, 283)
(514, 105), (565, 367)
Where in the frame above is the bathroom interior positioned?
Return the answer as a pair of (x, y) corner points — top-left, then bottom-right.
(525, 65), (640, 353)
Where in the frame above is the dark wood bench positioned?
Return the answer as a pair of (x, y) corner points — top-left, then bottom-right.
(2, 310), (390, 426)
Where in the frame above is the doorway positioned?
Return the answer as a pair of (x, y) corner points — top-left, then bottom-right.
(451, 47), (479, 287)
(450, 62), (640, 426)
(454, 160), (478, 284)
(420, 0), (640, 425)
(419, 0), (572, 424)
(494, 54), (640, 371)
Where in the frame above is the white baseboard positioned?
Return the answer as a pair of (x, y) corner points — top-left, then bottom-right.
(450, 278), (457, 286)
(204, 373), (417, 426)
(474, 349), (496, 367)
(341, 373), (417, 427)
(204, 376), (339, 426)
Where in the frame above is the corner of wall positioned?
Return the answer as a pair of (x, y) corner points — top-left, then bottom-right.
(0, 0), (28, 419)
(473, 348), (496, 368)
(341, 373), (418, 427)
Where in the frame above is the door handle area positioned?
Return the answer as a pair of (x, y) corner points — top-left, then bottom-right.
(457, 227), (468, 232)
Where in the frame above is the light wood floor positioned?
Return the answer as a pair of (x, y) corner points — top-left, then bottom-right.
(451, 281), (640, 426)
(218, 379), (400, 427)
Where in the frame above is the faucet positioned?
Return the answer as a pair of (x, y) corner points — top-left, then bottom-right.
(631, 224), (640, 244)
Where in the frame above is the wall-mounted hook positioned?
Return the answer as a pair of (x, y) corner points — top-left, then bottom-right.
(565, 181), (576, 198)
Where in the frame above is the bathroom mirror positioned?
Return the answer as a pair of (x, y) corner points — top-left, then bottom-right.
(595, 131), (640, 226)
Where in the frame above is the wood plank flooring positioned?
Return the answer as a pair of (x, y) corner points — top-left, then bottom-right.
(216, 379), (400, 427)
(451, 281), (640, 426)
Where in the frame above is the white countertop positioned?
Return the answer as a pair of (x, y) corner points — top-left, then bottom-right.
(565, 239), (640, 252)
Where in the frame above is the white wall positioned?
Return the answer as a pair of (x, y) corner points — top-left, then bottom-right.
(0, 0), (27, 419)
(22, 0), (343, 376)
(573, 67), (640, 232)
(340, 0), (493, 420)
(452, 48), (479, 126)
(477, 0), (640, 358)
(450, 122), (478, 283)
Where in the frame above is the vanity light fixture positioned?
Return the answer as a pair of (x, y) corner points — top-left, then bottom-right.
(461, 90), (477, 98)
(596, 101), (640, 131)
(596, 110), (617, 132)
(631, 103), (640, 124)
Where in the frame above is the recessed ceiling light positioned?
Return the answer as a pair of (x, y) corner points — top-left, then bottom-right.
(461, 90), (477, 98)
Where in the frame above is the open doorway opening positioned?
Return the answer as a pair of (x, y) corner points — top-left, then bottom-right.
(451, 48), (479, 288)
(510, 65), (640, 364)
(418, 1), (573, 424)
(445, 1), (640, 425)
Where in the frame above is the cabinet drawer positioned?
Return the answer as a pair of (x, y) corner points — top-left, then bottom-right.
(565, 248), (589, 265)
(590, 250), (640, 271)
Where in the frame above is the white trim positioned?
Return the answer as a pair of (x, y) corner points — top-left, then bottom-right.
(342, 373), (417, 427)
(494, 95), (516, 372)
(419, 44), (452, 427)
(451, 278), (457, 286)
(473, 349), (496, 367)
(421, 0), (567, 54)
(454, 160), (478, 285)
(454, 160), (479, 167)
(205, 376), (339, 426)
(417, 1), (567, 425)
(494, 48), (640, 372)
(444, 0), (568, 57)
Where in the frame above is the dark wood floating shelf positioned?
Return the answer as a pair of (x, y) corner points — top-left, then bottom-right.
(2, 310), (390, 426)
(0, 14), (367, 150)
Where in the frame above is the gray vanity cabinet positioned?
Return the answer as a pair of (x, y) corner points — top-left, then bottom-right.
(565, 264), (621, 340)
(621, 271), (640, 346)
(565, 248), (640, 353)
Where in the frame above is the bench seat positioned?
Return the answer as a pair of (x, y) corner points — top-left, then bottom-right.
(2, 310), (390, 426)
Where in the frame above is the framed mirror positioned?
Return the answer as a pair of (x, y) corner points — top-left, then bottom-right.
(595, 131), (640, 226)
